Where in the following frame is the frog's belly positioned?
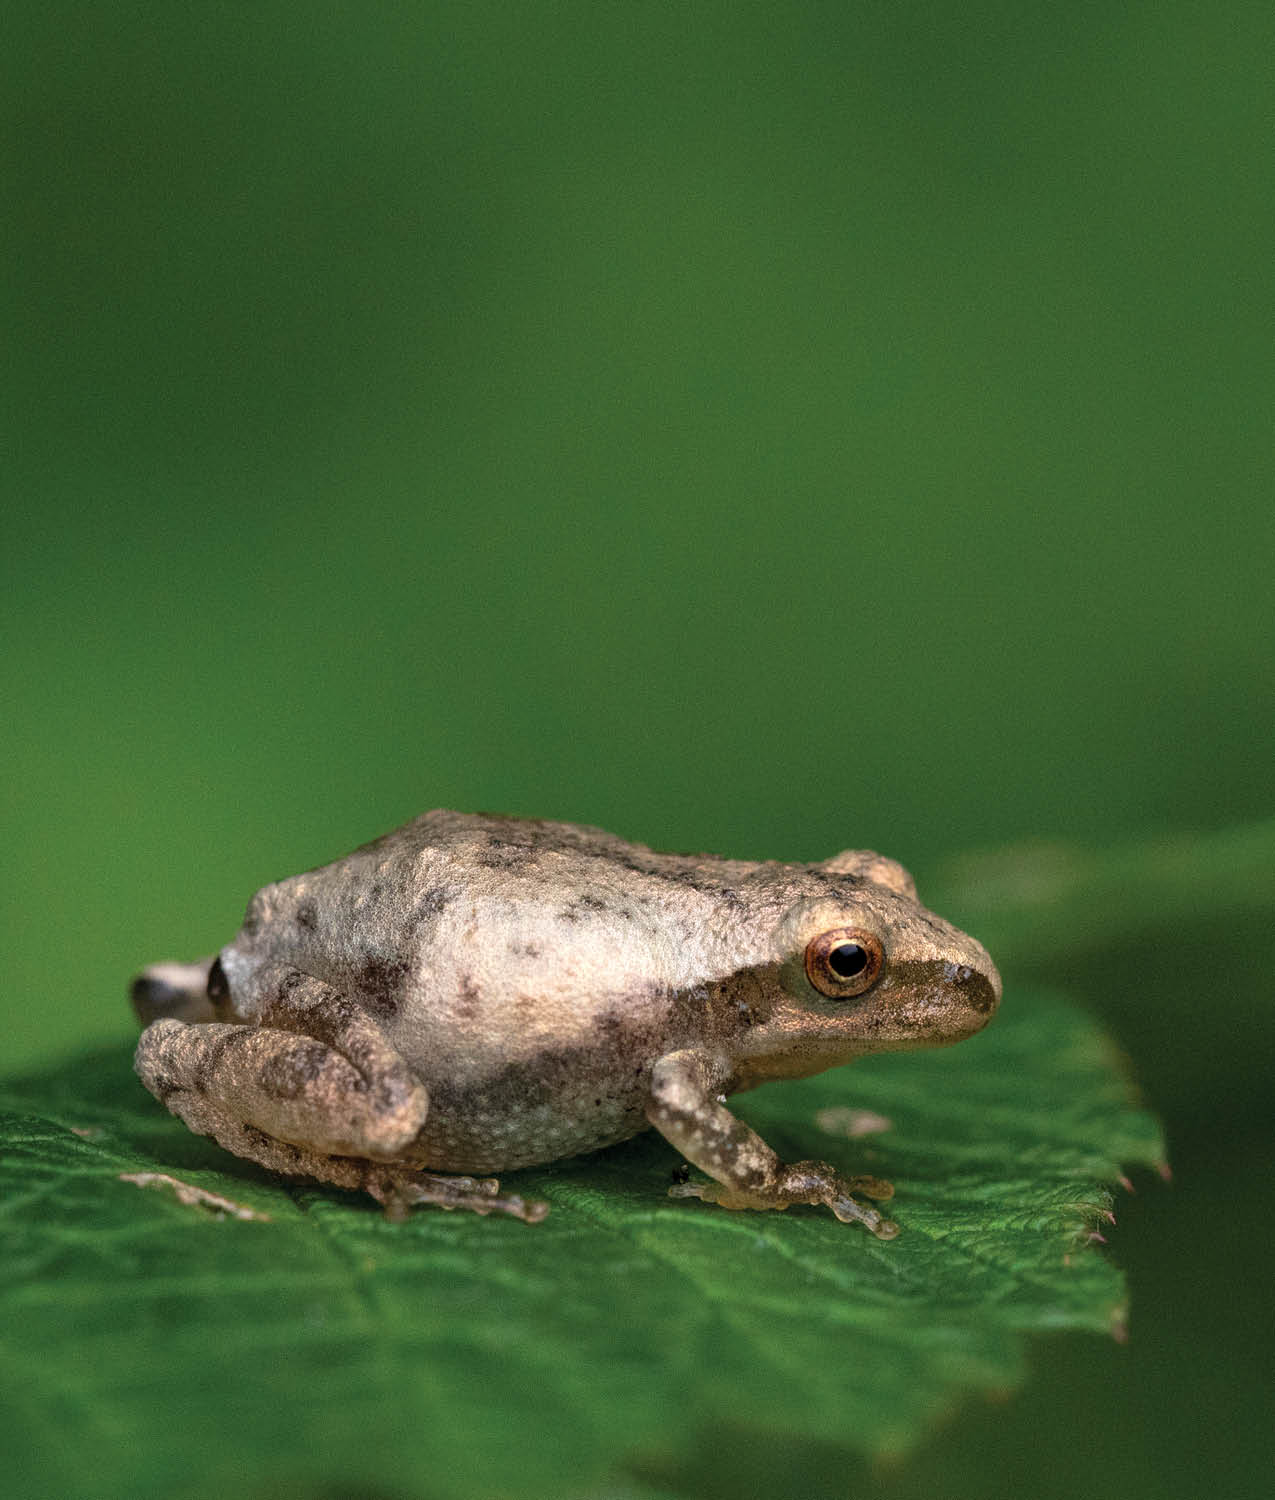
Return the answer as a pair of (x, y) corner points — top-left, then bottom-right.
(407, 1060), (653, 1173)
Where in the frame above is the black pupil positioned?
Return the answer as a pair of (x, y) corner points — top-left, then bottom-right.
(828, 942), (868, 979)
(206, 957), (228, 1002)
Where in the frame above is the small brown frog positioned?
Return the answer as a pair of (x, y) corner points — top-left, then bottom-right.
(132, 811), (1000, 1235)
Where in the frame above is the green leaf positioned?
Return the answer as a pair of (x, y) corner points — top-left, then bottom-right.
(1, 986), (1160, 1500)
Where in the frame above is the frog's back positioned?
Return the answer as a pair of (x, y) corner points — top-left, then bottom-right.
(233, 812), (765, 1047)
(225, 812), (769, 1169)
(352, 809), (647, 864)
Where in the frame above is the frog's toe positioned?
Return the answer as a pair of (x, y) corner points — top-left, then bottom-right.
(828, 1192), (900, 1237)
(840, 1174), (895, 1202)
(667, 1178), (776, 1212)
(366, 1168), (549, 1224)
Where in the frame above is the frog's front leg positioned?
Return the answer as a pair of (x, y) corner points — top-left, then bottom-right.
(645, 1050), (900, 1239)
(133, 964), (547, 1223)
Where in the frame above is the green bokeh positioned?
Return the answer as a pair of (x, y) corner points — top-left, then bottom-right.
(4, 4), (1271, 1498)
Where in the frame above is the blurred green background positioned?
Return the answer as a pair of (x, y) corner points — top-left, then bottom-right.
(3, 3), (1271, 1498)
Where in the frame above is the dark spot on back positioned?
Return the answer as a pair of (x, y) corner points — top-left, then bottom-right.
(456, 974), (480, 1021)
(295, 900), (318, 931)
(409, 886), (453, 933)
(477, 840), (539, 871)
(588, 848), (747, 902)
(560, 891), (613, 923)
(358, 954), (412, 1021)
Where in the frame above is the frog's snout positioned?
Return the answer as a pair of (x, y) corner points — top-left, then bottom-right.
(130, 960), (217, 1027)
(944, 949), (1002, 1024)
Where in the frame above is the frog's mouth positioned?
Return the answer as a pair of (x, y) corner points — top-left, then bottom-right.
(130, 959), (218, 1027)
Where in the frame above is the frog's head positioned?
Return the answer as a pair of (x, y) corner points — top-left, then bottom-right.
(731, 851), (1001, 1083)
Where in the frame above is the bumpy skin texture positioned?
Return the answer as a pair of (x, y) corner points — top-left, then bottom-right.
(132, 811), (1001, 1232)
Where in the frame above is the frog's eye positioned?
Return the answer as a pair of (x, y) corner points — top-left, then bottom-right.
(804, 929), (884, 999)
(206, 957), (230, 1009)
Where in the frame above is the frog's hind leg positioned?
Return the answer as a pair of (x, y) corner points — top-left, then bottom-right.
(134, 965), (548, 1223)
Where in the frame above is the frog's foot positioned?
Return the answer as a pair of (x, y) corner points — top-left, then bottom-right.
(670, 1159), (900, 1239)
(364, 1167), (549, 1225)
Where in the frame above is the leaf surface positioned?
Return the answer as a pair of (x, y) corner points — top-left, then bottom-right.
(0, 986), (1161, 1500)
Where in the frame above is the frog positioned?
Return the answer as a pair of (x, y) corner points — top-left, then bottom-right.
(131, 810), (1001, 1236)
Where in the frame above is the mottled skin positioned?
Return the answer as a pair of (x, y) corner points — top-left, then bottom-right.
(132, 811), (1001, 1234)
